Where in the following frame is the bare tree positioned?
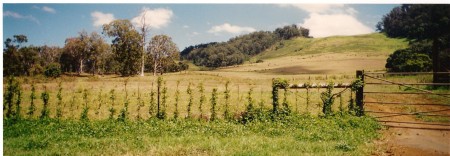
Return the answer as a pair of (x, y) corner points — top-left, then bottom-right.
(138, 11), (150, 76)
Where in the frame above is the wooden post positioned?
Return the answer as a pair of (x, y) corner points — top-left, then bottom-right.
(356, 70), (364, 116)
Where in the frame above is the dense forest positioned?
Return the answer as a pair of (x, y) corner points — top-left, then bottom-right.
(181, 24), (310, 68)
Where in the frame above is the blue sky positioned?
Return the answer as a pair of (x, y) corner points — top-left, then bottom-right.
(3, 4), (399, 50)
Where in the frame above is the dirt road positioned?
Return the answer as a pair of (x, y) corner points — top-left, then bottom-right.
(366, 97), (450, 156)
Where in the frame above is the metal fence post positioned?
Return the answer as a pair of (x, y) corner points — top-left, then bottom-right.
(356, 70), (364, 116)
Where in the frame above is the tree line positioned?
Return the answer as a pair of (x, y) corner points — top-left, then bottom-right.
(378, 4), (450, 83)
(181, 24), (310, 68)
(4, 19), (188, 77)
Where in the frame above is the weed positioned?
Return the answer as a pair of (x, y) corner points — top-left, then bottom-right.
(80, 89), (89, 121)
(149, 83), (155, 117)
(174, 80), (180, 119)
(40, 86), (50, 119)
(210, 88), (218, 121)
(320, 81), (335, 116)
(223, 81), (231, 120)
(186, 82), (193, 118)
(27, 83), (36, 118)
(109, 89), (116, 120)
(56, 81), (63, 119)
(198, 82), (205, 118)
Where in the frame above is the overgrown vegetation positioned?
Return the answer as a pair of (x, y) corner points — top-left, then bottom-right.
(3, 114), (380, 155)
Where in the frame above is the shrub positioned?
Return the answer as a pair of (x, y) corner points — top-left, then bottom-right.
(386, 48), (432, 72)
(255, 59), (264, 63)
(320, 81), (335, 116)
(186, 82), (193, 118)
(210, 88), (218, 121)
(223, 81), (231, 120)
(27, 83), (36, 118)
(40, 86), (50, 119)
(44, 63), (61, 78)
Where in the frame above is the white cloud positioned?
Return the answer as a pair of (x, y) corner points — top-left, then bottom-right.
(131, 7), (173, 29)
(42, 6), (56, 14)
(208, 23), (256, 34)
(183, 25), (189, 28)
(192, 32), (199, 35)
(300, 13), (372, 37)
(279, 4), (345, 14)
(279, 4), (372, 37)
(91, 11), (115, 27)
(32, 5), (56, 14)
(3, 11), (40, 24)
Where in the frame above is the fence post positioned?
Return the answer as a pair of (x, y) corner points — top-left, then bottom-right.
(356, 70), (364, 116)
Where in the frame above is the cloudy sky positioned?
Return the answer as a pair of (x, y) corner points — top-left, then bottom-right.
(3, 4), (398, 50)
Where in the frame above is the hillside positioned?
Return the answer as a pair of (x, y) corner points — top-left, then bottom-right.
(253, 33), (408, 60)
(216, 33), (408, 75)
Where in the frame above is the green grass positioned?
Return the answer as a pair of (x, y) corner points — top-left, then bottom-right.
(254, 33), (408, 60)
(4, 114), (380, 155)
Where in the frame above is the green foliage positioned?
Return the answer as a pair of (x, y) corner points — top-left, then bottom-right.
(27, 83), (36, 118)
(4, 115), (380, 155)
(160, 81), (168, 119)
(118, 80), (130, 121)
(149, 83), (155, 117)
(223, 81), (231, 120)
(103, 19), (143, 76)
(4, 77), (20, 119)
(198, 83), (205, 118)
(186, 82), (193, 118)
(271, 78), (289, 115)
(386, 48), (432, 72)
(210, 88), (218, 121)
(56, 81), (63, 118)
(147, 35), (180, 75)
(44, 63), (61, 78)
(274, 24), (309, 40)
(320, 82), (335, 116)
(174, 81), (180, 119)
(156, 77), (166, 119)
(182, 25), (310, 68)
(80, 89), (89, 121)
(108, 89), (116, 120)
(242, 88), (256, 123)
(40, 86), (50, 119)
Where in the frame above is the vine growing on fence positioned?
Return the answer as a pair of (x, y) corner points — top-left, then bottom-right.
(210, 88), (218, 121)
(80, 88), (90, 121)
(27, 83), (36, 118)
(223, 81), (231, 120)
(40, 86), (50, 119)
(198, 83), (205, 118)
(149, 83), (155, 117)
(56, 81), (63, 119)
(109, 89), (116, 120)
(174, 80), (180, 119)
(186, 82), (193, 118)
(320, 81), (335, 116)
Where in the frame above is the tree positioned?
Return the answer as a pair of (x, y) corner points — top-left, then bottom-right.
(378, 4), (450, 83)
(147, 35), (179, 76)
(103, 19), (143, 76)
(87, 32), (109, 75)
(136, 10), (151, 77)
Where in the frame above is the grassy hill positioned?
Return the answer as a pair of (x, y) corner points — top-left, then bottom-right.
(216, 33), (408, 75)
(253, 33), (408, 60)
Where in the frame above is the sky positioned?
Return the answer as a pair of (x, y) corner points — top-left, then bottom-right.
(3, 4), (400, 50)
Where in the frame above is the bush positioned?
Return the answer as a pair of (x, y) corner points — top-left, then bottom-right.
(44, 63), (61, 78)
(255, 59), (264, 63)
(386, 48), (432, 72)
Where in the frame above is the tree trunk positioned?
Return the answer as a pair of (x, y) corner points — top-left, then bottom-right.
(432, 40), (449, 83)
(140, 54), (145, 76)
(153, 61), (157, 76)
(79, 59), (84, 75)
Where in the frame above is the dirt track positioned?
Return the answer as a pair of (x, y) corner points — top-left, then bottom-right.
(366, 97), (450, 156)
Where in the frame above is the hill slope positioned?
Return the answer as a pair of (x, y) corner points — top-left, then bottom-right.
(217, 33), (408, 75)
(254, 33), (408, 60)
